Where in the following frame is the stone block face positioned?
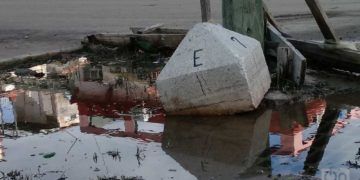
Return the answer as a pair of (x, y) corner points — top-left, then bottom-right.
(156, 23), (270, 115)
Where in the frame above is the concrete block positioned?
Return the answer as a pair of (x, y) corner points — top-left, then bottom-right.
(156, 23), (271, 115)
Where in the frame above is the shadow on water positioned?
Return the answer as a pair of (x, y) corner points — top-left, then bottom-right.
(0, 55), (359, 179)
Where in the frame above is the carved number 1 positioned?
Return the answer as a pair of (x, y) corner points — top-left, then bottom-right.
(231, 37), (247, 48)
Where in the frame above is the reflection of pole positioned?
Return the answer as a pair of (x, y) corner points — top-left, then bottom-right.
(50, 92), (58, 123)
(0, 107), (5, 135)
(303, 108), (340, 175)
(38, 91), (45, 123)
(11, 101), (18, 137)
(125, 80), (129, 97)
(0, 137), (4, 162)
(124, 116), (137, 134)
(23, 91), (27, 123)
(0, 100), (4, 136)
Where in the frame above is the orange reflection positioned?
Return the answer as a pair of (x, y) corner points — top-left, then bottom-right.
(0, 138), (4, 162)
(79, 115), (163, 143)
(270, 99), (326, 156)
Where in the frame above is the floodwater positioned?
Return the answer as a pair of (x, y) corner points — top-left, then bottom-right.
(0, 57), (360, 180)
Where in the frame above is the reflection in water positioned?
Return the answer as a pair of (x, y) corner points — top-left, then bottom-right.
(304, 107), (340, 175)
(66, 57), (163, 120)
(0, 138), (3, 162)
(163, 110), (272, 179)
(270, 98), (360, 177)
(1, 56), (164, 132)
(0, 90), (79, 132)
(79, 115), (164, 143)
(270, 100), (326, 156)
(0, 56), (360, 179)
(15, 90), (79, 129)
(67, 61), (165, 142)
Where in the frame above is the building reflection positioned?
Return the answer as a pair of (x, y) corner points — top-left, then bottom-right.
(68, 63), (160, 104)
(0, 90), (79, 132)
(74, 87), (165, 142)
(270, 98), (359, 157)
(162, 109), (272, 179)
(269, 97), (360, 175)
(1, 56), (163, 135)
(270, 99), (326, 156)
(68, 62), (165, 142)
(14, 90), (79, 129)
(79, 115), (164, 143)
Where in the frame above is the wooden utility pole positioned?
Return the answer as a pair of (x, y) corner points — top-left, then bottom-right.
(200, 0), (211, 22)
(222, 0), (264, 46)
(305, 0), (339, 43)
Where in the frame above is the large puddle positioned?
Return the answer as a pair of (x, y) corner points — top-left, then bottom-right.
(0, 56), (360, 179)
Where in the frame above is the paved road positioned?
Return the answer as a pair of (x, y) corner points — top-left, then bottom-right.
(0, 0), (359, 61)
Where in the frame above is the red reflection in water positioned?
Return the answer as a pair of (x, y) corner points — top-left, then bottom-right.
(79, 115), (163, 143)
(71, 81), (165, 142)
(270, 99), (326, 156)
(0, 138), (4, 161)
(271, 99), (360, 156)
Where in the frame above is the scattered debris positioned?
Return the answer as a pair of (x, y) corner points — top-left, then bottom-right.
(130, 26), (187, 35)
(280, 162), (290, 165)
(14, 68), (45, 78)
(57, 174), (68, 180)
(105, 150), (121, 161)
(40, 128), (60, 135)
(6, 170), (21, 178)
(43, 152), (56, 159)
(345, 160), (360, 169)
(93, 152), (98, 163)
(135, 23), (164, 34)
(84, 33), (184, 52)
(97, 175), (144, 180)
(94, 167), (101, 172)
(135, 147), (145, 167)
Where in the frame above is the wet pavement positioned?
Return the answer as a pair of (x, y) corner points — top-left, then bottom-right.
(0, 55), (360, 180)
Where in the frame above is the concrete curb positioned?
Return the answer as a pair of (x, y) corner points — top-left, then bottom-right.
(0, 46), (84, 71)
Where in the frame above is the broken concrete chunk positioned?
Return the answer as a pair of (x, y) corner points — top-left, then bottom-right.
(156, 23), (271, 115)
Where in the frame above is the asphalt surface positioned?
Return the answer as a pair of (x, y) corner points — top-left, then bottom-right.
(0, 0), (359, 61)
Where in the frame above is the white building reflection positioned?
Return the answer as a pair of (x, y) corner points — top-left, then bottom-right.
(0, 90), (79, 130)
